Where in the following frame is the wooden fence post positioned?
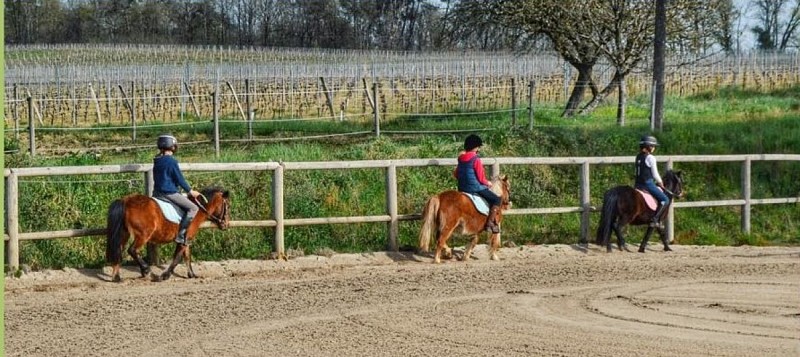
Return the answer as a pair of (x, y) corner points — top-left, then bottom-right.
(511, 77), (517, 126)
(741, 158), (751, 234)
(246, 79), (253, 140)
(528, 80), (536, 131)
(213, 91), (220, 158)
(580, 162), (591, 244)
(144, 169), (159, 265)
(184, 82), (200, 117)
(6, 172), (20, 270)
(225, 81), (247, 121)
(373, 82), (380, 137)
(27, 96), (35, 157)
(386, 164), (398, 251)
(272, 164), (285, 259)
(131, 82), (137, 141)
(14, 84), (20, 140)
(666, 160), (675, 243)
(320, 77), (336, 119)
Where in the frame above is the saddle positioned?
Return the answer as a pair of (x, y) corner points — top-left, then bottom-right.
(635, 188), (662, 211)
(462, 193), (490, 215)
(152, 197), (185, 224)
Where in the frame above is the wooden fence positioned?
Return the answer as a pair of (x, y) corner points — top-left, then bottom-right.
(5, 154), (800, 269)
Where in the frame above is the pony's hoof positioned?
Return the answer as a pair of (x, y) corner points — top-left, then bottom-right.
(664, 247), (673, 252)
(140, 266), (151, 278)
(490, 254), (499, 261)
(638, 248), (646, 253)
(159, 272), (172, 281)
(112, 275), (122, 283)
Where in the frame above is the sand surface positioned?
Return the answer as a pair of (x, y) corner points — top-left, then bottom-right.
(5, 243), (800, 356)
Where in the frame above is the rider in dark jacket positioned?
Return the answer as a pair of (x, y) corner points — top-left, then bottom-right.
(454, 134), (501, 233)
(635, 135), (670, 228)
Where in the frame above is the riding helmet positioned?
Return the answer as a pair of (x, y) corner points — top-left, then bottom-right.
(464, 134), (483, 151)
(157, 134), (178, 151)
(639, 135), (659, 147)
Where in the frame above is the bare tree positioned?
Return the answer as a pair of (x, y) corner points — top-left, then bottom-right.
(752, 0), (800, 51)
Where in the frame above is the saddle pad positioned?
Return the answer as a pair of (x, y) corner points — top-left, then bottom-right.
(635, 189), (659, 211)
(462, 193), (490, 215)
(152, 197), (183, 224)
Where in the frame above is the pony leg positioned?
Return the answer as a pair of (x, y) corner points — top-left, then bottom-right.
(638, 227), (656, 253)
(462, 234), (481, 261)
(434, 224), (458, 264)
(657, 227), (672, 252)
(183, 246), (197, 278)
(613, 223), (628, 252)
(160, 244), (188, 281)
(111, 235), (129, 282)
(488, 232), (501, 261)
(126, 240), (151, 277)
(110, 264), (122, 283)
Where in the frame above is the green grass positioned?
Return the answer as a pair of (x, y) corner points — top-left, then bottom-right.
(7, 85), (800, 269)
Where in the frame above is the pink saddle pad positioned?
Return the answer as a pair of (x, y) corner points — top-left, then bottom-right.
(635, 189), (660, 211)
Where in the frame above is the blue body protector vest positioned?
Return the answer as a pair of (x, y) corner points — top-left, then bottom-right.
(456, 156), (484, 193)
(635, 152), (654, 186)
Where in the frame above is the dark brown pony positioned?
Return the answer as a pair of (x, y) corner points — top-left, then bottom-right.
(105, 187), (230, 282)
(418, 176), (511, 263)
(595, 170), (684, 253)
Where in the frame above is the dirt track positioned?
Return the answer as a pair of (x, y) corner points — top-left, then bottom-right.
(5, 243), (800, 357)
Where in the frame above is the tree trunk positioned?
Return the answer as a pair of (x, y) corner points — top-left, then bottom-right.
(562, 63), (595, 117)
(617, 74), (627, 126)
(579, 71), (624, 116)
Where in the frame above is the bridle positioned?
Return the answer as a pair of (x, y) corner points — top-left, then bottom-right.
(501, 181), (512, 207)
(193, 193), (229, 228)
(664, 173), (684, 199)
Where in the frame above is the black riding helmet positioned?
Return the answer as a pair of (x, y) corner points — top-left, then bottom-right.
(464, 134), (483, 151)
(157, 134), (178, 152)
(639, 135), (659, 148)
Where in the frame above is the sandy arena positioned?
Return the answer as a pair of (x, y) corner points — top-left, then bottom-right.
(4, 243), (800, 356)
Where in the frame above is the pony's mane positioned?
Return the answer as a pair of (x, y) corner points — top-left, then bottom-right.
(200, 186), (225, 198)
(489, 175), (507, 197)
(664, 170), (681, 182)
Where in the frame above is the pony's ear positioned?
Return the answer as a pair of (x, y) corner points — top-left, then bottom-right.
(501, 174), (508, 181)
(222, 190), (230, 198)
(675, 170), (683, 178)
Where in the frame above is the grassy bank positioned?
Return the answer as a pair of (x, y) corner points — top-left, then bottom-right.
(6, 86), (800, 270)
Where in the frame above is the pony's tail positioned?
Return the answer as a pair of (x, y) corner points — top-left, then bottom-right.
(418, 196), (440, 252)
(595, 190), (618, 246)
(105, 199), (125, 263)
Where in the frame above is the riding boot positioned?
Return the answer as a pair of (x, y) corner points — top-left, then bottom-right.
(484, 206), (501, 234)
(175, 214), (193, 245)
(650, 204), (668, 229)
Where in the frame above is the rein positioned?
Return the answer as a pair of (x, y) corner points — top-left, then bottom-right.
(192, 193), (228, 226)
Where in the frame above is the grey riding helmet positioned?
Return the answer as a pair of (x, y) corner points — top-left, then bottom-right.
(157, 134), (178, 151)
(639, 135), (659, 147)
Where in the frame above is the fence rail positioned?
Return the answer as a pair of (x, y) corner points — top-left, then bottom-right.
(5, 154), (800, 269)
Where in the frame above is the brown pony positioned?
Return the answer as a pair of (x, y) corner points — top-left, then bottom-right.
(595, 170), (684, 253)
(418, 175), (511, 263)
(105, 187), (230, 282)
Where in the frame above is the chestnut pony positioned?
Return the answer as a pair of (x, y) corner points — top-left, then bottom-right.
(418, 175), (511, 263)
(105, 187), (230, 282)
(595, 170), (684, 253)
